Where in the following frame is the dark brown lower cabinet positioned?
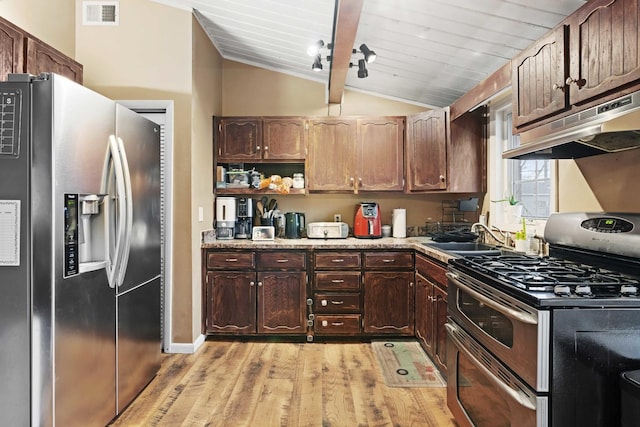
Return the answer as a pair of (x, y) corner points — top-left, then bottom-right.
(205, 271), (256, 334)
(257, 271), (307, 334)
(362, 251), (415, 336)
(414, 253), (448, 376)
(203, 250), (307, 335)
(363, 271), (415, 335)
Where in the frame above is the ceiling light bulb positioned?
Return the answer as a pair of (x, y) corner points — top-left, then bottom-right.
(307, 40), (325, 56)
(360, 43), (377, 63)
(357, 59), (368, 78)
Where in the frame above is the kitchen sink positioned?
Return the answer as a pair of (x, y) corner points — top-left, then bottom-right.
(423, 241), (502, 256)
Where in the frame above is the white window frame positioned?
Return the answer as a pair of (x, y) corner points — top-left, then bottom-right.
(489, 98), (557, 236)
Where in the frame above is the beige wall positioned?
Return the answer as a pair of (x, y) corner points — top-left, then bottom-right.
(574, 149), (640, 212)
(191, 18), (222, 339)
(74, 0), (198, 344)
(222, 61), (426, 117)
(1, 0), (75, 57)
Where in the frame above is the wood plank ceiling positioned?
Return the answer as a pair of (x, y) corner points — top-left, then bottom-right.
(152, 0), (588, 108)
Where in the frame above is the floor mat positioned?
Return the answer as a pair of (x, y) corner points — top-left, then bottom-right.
(372, 340), (446, 388)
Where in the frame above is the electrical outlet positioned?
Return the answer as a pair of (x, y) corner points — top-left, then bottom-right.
(334, 214), (341, 222)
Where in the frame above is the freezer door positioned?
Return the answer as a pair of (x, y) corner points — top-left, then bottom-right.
(31, 74), (118, 427)
(115, 104), (161, 292)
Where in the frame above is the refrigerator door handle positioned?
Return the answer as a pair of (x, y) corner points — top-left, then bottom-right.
(102, 135), (127, 289)
(115, 136), (133, 288)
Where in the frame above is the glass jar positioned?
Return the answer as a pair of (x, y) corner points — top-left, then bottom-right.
(292, 173), (304, 189)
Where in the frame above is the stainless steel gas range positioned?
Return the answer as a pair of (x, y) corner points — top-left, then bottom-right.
(445, 212), (640, 427)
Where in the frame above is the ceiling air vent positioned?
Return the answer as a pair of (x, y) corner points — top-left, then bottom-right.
(82, 1), (119, 26)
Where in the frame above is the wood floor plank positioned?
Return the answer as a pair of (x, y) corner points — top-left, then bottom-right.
(321, 344), (358, 427)
(110, 339), (457, 427)
(289, 343), (324, 427)
(179, 341), (255, 425)
(345, 343), (394, 426)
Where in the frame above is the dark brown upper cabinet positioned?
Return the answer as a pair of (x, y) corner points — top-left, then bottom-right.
(0, 17), (82, 84)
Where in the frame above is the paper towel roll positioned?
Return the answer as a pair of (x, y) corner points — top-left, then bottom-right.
(392, 209), (406, 238)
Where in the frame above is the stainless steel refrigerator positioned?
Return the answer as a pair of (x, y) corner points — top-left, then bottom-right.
(0, 73), (162, 426)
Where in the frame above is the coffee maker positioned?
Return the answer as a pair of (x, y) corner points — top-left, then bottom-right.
(235, 197), (253, 239)
(215, 197), (236, 240)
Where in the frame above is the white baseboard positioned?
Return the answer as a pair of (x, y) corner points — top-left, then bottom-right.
(165, 334), (206, 354)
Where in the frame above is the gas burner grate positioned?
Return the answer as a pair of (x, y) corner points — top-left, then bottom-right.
(461, 254), (640, 293)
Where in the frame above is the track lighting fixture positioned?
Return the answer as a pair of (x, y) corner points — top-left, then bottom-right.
(312, 55), (323, 72)
(307, 40), (376, 78)
(357, 59), (368, 78)
(307, 40), (325, 56)
(359, 44), (376, 63)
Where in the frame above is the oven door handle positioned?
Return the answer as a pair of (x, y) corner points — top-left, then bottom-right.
(446, 272), (537, 325)
(446, 323), (536, 411)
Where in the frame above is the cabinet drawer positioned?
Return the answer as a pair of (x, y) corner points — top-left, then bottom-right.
(207, 251), (255, 270)
(257, 251), (306, 269)
(364, 251), (414, 269)
(314, 293), (361, 313)
(314, 252), (361, 269)
(314, 314), (361, 335)
(415, 254), (447, 287)
(314, 272), (361, 290)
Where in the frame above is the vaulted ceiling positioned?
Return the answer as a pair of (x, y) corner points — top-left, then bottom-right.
(152, 0), (588, 108)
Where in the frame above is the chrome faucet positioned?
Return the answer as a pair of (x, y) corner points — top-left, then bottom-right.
(471, 222), (506, 245)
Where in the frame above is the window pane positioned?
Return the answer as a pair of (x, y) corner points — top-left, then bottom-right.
(505, 113), (551, 219)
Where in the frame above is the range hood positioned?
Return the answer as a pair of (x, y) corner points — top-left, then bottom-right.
(504, 90), (640, 159)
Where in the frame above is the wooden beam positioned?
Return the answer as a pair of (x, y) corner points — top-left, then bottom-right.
(328, 0), (364, 105)
(449, 61), (512, 121)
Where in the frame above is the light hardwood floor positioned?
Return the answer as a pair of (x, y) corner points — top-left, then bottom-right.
(110, 339), (457, 427)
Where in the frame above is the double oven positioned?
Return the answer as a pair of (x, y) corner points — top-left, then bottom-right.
(445, 212), (640, 427)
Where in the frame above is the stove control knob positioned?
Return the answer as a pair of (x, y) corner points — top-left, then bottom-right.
(554, 285), (571, 296)
(621, 285), (638, 297)
(575, 284), (592, 297)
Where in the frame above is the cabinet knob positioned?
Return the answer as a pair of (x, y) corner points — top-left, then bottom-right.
(250, 281), (255, 287)
(258, 281), (263, 287)
(350, 177), (355, 187)
(439, 175), (445, 182)
(565, 76), (586, 88)
(552, 82), (565, 91)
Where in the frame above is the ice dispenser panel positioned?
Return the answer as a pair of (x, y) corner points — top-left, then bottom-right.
(64, 193), (107, 277)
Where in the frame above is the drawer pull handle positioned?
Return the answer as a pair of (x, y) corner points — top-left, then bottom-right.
(331, 279), (345, 283)
(225, 258), (238, 262)
(382, 259), (395, 263)
(276, 259), (289, 263)
(331, 300), (344, 305)
(331, 259), (345, 263)
(331, 322), (344, 326)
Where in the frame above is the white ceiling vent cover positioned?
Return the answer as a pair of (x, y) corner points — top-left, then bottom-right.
(82, 1), (119, 26)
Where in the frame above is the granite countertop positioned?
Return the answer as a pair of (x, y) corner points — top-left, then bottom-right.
(201, 231), (453, 264)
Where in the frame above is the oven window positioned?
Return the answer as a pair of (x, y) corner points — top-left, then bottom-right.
(458, 352), (511, 427)
(459, 290), (514, 347)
